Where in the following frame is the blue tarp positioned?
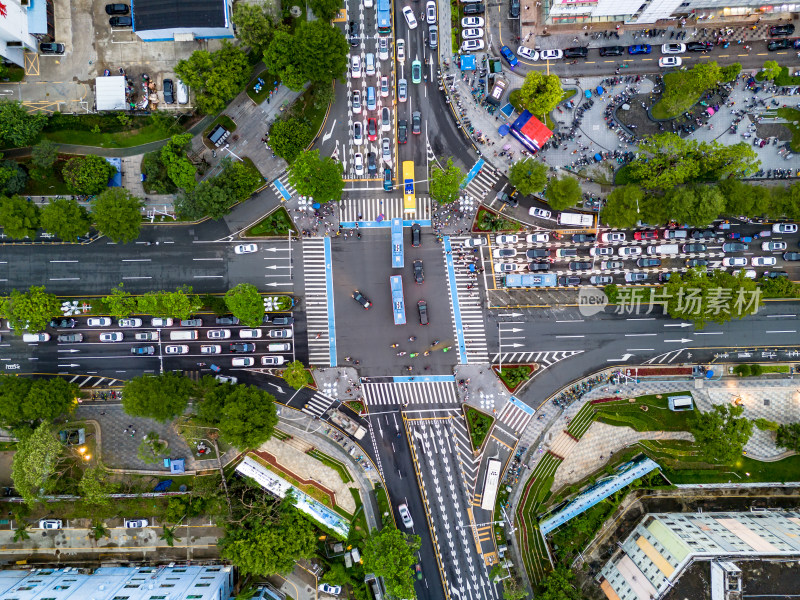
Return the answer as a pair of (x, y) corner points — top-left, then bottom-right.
(500, 103), (515, 118)
(498, 124), (510, 136)
(596, 86), (604, 95)
(105, 157), (122, 187)
(170, 458), (185, 474)
(461, 55), (476, 71)
(153, 479), (173, 492)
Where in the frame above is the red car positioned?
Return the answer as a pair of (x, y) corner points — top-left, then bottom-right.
(367, 118), (378, 142)
(634, 230), (658, 240)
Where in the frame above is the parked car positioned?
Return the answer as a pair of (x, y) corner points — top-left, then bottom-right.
(599, 46), (625, 56)
(39, 519), (63, 530)
(762, 241), (787, 251)
(768, 38), (792, 51)
(590, 275), (613, 285)
(625, 272), (648, 282)
(601, 232), (626, 242)
(87, 317), (112, 326)
(661, 43), (686, 54)
(769, 24), (795, 36)
(529, 207), (552, 219)
(118, 318), (142, 327)
(500, 45), (518, 68)
(411, 223), (422, 247)
(783, 252), (800, 261)
(462, 16), (485, 27)
(751, 256), (777, 266)
(125, 519), (149, 528)
(109, 15), (132, 26)
(319, 584), (342, 596)
(57, 333), (83, 342)
(685, 258), (709, 267)
(686, 41), (713, 52)
(564, 47), (588, 58)
(163, 79), (174, 104)
(517, 46), (538, 60)
(539, 49), (563, 60)
(105, 3), (129, 13)
(627, 44), (651, 54)
(413, 260), (424, 284)
(659, 57), (682, 68)
(463, 3), (485, 14)
(39, 42), (65, 54)
(50, 318), (76, 328)
(722, 242), (747, 253)
(461, 39), (485, 52)
(772, 223), (798, 233)
(417, 300), (429, 325)
(216, 315), (239, 325)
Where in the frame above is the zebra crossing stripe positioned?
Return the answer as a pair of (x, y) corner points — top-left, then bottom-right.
(339, 196), (432, 224)
(302, 239), (332, 366)
(302, 392), (336, 417)
(362, 381), (459, 406)
(447, 237), (489, 364)
(497, 401), (533, 433)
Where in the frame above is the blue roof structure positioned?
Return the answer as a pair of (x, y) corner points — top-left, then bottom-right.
(105, 157), (122, 187)
(170, 458), (186, 474)
(461, 55), (476, 71)
(539, 456), (659, 535)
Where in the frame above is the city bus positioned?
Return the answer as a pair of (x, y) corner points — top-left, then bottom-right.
(505, 273), (557, 288)
(391, 218), (404, 268)
(402, 161), (415, 214)
(390, 275), (406, 325)
(480, 459), (502, 511)
(376, 0), (391, 34)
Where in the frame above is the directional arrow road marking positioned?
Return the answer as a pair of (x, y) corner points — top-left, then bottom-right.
(665, 338), (693, 343)
(607, 353), (634, 362)
(665, 322), (692, 327)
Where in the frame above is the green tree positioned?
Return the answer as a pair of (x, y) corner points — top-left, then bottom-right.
(295, 20), (349, 84)
(0, 194), (40, 239)
(776, 423), (800, 451)
(13, 524), (30, 542)
(517, 71), (563, 116)
(103, 283), (138, 318)
(287, 149), (344, 203)
(122, 372), (195, 422)
(718, 179), (771, 218)
(216, 385), (278, 449)
(176, 180), (232, 221)
(312, 83), (335, 111)
(544, 175), (581, 211)
(0, 159), (28, 195)
(30, 139), (59, 179)
(224, 283), (264, 327)
(212, 158), (263, 203)
(281, 361), (309, 389)
(40, 197), (91, 241)
(689, 404), (753, 463)
(62, 154), (116, 195)
(429, 158), (463, 205)
(91, 187), (143, 243)
(0, 285), (60, 333)
(270, 117), (314, 162)
(601, 185), (643, 228)
(11, 422), (64, 506)
(0, 376), (77, 434)
(754, 418), (779, 431)
(137, 432), (169, 464)
(508, 158), (548, 196)
(501, 575), (528, 600)
(79, 462), (118, 506)
(174, 41), (252, 114)
(159, 133), (197, 191)
(90, 521), (111, 540)
(309, 0), (342, 20)
(362, 526), (421, 600)
(758, 274), (800, 298)
(141, 150), (176, 194)
(160, 524), (182, 547)
(136, 286), (203, 320)
(0, 100), (48, 147)
(196, 381), (235, 426)
(537, 566), (581, 600)
(761, 60), (782, 80)
(662, 185), (726, 227)
(232, 2), (280, 56)
(264, 31), (308, 91)
(664, 269), (762, 329)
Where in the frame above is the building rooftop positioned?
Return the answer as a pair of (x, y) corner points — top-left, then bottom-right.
(133, 0), (227, 31)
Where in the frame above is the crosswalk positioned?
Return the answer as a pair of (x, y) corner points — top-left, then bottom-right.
(67, 374), (123, 388)
(301, 238), (332, 366)
(339, 196), (432, 224)
(448, 237), (489, 363)
(495, 398), (535, 434)
(270, 172), (296, 201)
(462, 162), (501, 202)
(301, 391), (338, 417)
(489, 350), (583, 370)
(362, 380), (459, 406)
(645, 349), (686, 364)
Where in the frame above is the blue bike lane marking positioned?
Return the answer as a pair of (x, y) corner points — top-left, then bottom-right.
(324, 237), (337, 366)
(392, 375), (456, 383)
(443, 236), (467, 364)
(460, 158), (485, 189)
(273, 178), (291, 201)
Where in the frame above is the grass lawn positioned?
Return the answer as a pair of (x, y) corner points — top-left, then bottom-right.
(203, 114), (237, 138)
(247, 70), (279, 105)
(594, 392), (694, 433)
(5, 66), (25, 82)
(307, 449), (353, 484)
(21, 158), (72, 195)
(374, 483), (392, 524)
(759, 365), (791, 373)
(777, 107), (800, 152)
(464, 406), (493, 450)
(43, 125), (169, 148)
(300, 84), (331, 140)
(495, 365), (534, 392)
(245, 206), (297, 237)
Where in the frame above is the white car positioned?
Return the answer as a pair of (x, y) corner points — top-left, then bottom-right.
(234, 244), (257, 254)
(661, 43), (686, 54)
(539, 49), (563, 60)
(378, 36), (389, 60)
(87, 317), (112, 327)
(601, 232), (626, 242)
(462, 28), (484, 39)
(618, 246), (642, 256)
(165, 345), (189, 354)
(495, 234), (518, 244)
(529, 207), (552, 219)
(262, 356), (286, 366)
(402, 6), (417, 29)
(398, 503), (414, 528)
(495, 262), (521, 272)
(319, 584), (342, 596)
(493, 248), (517, 258)
(526, 233), (549, 243)
(201, 345), (222, 354)
(752, 256), (777, 267)
(365, 53), (376, 76)
(351, 55), (362, 78)
(118, 318), (142, 328)
(353, 121), (363, 145)
(381, 137), (391, 162)
(722, 257), (747, 267)
(22, 333), (50, 342)
(100, 332), (123, 342)
(354, 152), (364, 176)
(151, 318), (173, 327)
(517, 46), (539, 60)
(239, 329), (262, 338)
(659, 56), (682, 68)
(462, 16), (484, 27)
(125, 519), (149, 528)
(381, 107), (391, 132)
(38, 519), (62, 530)
(352, 90), (361, 114)
(464, 237), (486, 247)
(207, 329), (231, 339)
(396, 39), (406, 63)
(732, 269), (757, 279)
(380, 76), (389, 97)
(461, 39), (485, 52)
(772, 223), (798, 234)
(398, 78), (407, 102)
(426, 0), (437, 22)
(216, 375), (239, 384)
(762, 241), (787, 251)
(589, 247), (614, 256)
(232, 357), (255, 367)
(269, 328), (293, 338)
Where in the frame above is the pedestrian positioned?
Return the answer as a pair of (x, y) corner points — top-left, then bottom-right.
(124, 428), (128, 433)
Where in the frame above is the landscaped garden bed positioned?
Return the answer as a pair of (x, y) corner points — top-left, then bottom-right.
(493, 364), (536, 393)
(464, 406), (494, 451)
(472, 206), (522, 233)
(244, 206), (297, 237)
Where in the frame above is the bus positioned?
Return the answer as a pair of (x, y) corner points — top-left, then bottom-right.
(376, 0), (391, 34)
(389, 275), (406, 325)
(402, 161), (415, 214)
(391, 218), (404, 268)
(505, 273), (557, 288)
(557, 212), (595, 227)
(480, 459), (502, 511)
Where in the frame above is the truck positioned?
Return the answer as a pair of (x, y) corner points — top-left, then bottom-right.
(328, 409), (367, 440)
(557, 212), (595, 227)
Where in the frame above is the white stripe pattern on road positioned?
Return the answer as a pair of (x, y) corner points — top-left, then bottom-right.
(301, 238), (331, 366)
(302, 391), (337, 418)
(496, 400), (534, 435)
(339, 196), (432, 223)
(462, 163), (501, 201)
(362, 381), (459, 406)
(448, 237), (489, 364)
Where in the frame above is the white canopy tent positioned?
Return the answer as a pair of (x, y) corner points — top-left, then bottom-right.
(95, 76), (127, 111)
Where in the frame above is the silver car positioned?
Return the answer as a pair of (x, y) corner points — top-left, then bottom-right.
(398, 78), (407, 102)
(381, 138), (391, 163)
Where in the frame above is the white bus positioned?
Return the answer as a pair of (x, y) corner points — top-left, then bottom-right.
(480, 459), (502, 511)
(557, 212), (595, 227)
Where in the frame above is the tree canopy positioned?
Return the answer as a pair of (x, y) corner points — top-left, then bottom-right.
(600, 185), (643, 229)
(79, 462), (118, 506)
(0, 159), (28, 196)
(0, 100), (48, 148)
(689, 404), (752, 463)
(659, 185), (726, 227)
(0, 285), (60, 333)
(212, 385), (278, 450)
(308, 0), (342, 20)
(174, 41), (252, 114)
(122, 372), (195, 422)
(0, 376), (77, 434)
(362, 526), (421, 600)
(271, 118), (315, 163)
(776, 423), (800, 452)
(265, 21), (348, 91)
(544, 175), (581, 211)
(517, 72), (563, 116)
(62, 154), (116, 195)
(508, 158), (548, 196)
(103, 283), (138, 318)
(224, 283), (264, 327)
(40, 197), (91, 241)
(91, 188), (143, 243)
(11, 422), (64, 506)
(287, 150), (344, 202)
(159, 133), (197, 191)
(429, 158), (463, 205)
(232, 2), (281, 56)
(281, 361), (309, 390)
(0, 194), (40, 239)
(536, 566), (582, 600)
(137, 286), (203, 320)
(31, 139), (59, 180)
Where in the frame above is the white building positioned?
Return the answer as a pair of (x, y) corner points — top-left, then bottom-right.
(0, 0), (55, 67)
(131, 0), (234, 42)
(598, 511), (800, 600)
(0, 564), (233, 600)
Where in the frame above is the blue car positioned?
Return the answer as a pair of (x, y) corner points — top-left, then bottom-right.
(628, 44), (651, 55)
(500, 45), (518, 68)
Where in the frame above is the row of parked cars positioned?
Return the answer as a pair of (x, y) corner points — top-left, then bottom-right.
(514, 41), (716, 65)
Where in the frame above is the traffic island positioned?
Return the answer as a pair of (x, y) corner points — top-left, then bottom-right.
(463, 405), (494, 452)
(472, 206), (523, 233)
(492, 364), (538, 393)
(243, 206), (298, 237)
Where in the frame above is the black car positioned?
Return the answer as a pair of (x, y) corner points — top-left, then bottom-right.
(418, 300), (429, 325)
(411, 223), (421, 247)
(229, 343), (256, 352)
(564, 47), (588, 58)
(528, 261), (550, 272)
(658, 272), (672, 282)
(690, 229), (716, 239)
(686, 41), (713, 52)
(49, 318), (76, 328)
(109, 15), (132, 26)
(271, 316), (295, 325)
(784, 252), (800, 261)
(57, 333), (83, 343)
(768, 38), (792, 51)
(572, 233), (596, 243)
(39, 42), (65, 54)
(510, 0), (520, 18)
(413, 260), (424, 284)
(383, 168), (393, 192)
(352, 290), (372, 309)
(558, 275), (581, 286)
(495, 190), (519, 207)
(412, 111), (421, 135)
(569, 261), (592, 271)
(637, 258), (661, 267)
(599, 46), (625, 56)
(163, 79), (175, 104)
(766, 270), (789, 278)
(367, 152), (377, 175)
(398, 120), (408, 144)
(682, 243), (707, 253)
(348, 21), (359, 46)
(217, 315), (240, 325)
(105, 3), (129, 14)
(463, 3), (485, 14)
(526, 248), (551, 259)
(769, 24), (795, 36)
(686, 258), (709, 267)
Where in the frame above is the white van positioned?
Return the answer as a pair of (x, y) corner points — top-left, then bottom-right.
(268, 342), (291, 352)
(151, 318), (173, 327)
(239, 329), (262, 339)
(170, 330), (198, 341)
(261, 356), (286, 366)
(365, 53), (376, 76)
(176, 80), (188, 104)
(23, 333), (50, 342)
(232, 357), (255, 367)
(646, 244), (680, 255)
